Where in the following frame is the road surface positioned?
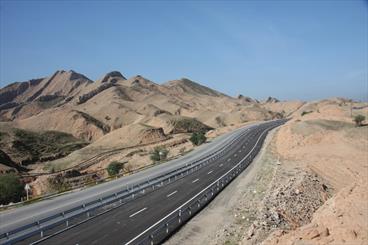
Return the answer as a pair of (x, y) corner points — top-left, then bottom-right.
(1, 119), (286, 244)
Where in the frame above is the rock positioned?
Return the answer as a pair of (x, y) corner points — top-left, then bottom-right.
(307, 229), (320, 239)
(265, 96), (280, 103)
(247, 224), (255, 239)
(321, 227), (330, 237)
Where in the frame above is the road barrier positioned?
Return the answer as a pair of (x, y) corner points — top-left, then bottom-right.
(124, 123), (275, 245)
(0, 120), (285, 245)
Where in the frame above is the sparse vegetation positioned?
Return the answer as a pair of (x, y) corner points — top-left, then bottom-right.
(169, 117), (212, 134)
(0, 173), (24, 205)
(301, 111), (313, 116)
(106, 161), (124, 176)
(64, 169), (82, 178)
(215, 116), (226, 127)
(150, 146), (169, 162)
(190, 132), (207, 146)
(74, 111), (110, 134)
(353, 114), (365, 127)
(47, 175), (70, 193)
(8, 129), (89, 165)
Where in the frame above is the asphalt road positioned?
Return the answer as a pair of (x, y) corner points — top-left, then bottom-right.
(0, 121), (259, 236)
(16, 119), (285, 245)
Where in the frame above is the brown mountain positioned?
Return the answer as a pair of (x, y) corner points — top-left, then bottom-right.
(0, 70), (301, 171)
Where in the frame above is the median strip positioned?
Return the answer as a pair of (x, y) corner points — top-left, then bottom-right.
(129, 207), (147, 218)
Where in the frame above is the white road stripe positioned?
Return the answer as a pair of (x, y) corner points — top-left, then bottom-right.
(125, 123), (278, 245)
(227, 158), (231, 162)
(207, 170), (213, 175)
(167, 190), (178, 198)
(192, 178), (199, 183)
(219, 164), (223, 167)
(129, 207), (147, 218)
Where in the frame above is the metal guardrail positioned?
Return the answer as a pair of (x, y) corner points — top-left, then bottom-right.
(0, 122), (267, 245)
(126, 123), (277, 245)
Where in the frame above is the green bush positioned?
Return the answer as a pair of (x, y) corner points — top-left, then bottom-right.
(301, 111), (313, 116)
(353, 114), (365, 127)
(190, 132), (207, 146)
(150, 147), (169, 162)
(107, 161), (123, 176)
(0, 174), (24, 205)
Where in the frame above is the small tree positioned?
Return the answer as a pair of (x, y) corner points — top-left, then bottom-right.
(0, 173), (24, 205)
(107, 161), (123, 176)
(353, 114), (365, 127)
(150, 146), (169, 162)
(190, 132), (207, 146)
(301, 111), (312, 116)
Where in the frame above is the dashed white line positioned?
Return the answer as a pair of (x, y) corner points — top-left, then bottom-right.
(227, 158), (231, 162)
(167, 190), (178, 198)
(129, 207), (147, 218)
(207, 170), (213, 175)
(125, 123), (279, 245)
(219, 164), (223, 167)
(192, 178), (199, 183)
(239, 150), (242, 153)
(234, 154), (237, 157)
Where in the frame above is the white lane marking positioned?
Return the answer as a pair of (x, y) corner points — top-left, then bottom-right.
(192, 178), (199, 183)
(125, 123), (279, 245)
(207, 170), (213, 175)
(227, 158), (231, 162)
(219, 164), (223, 167)
(129, 207), (147, 218)
(167, 190), (178, 198)
(239, 150), (242, 153)
(234, 154), (237, 157)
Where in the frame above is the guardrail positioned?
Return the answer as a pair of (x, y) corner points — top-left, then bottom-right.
(125, 122), (278, 245)
(0, 122), (272, 245)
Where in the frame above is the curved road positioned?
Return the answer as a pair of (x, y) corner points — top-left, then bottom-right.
(0, 119), (286, 244)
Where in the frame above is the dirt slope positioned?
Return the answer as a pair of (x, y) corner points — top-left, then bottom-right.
(244, 98), (368, 245)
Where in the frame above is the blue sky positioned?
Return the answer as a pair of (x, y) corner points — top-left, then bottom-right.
(0, 0), (367, 101)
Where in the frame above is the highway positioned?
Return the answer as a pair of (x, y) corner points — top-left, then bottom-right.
(0, 119), (286, 244)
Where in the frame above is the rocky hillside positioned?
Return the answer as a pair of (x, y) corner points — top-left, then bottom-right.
(0, 125), (88, 173)
(0, 70), (301, 172)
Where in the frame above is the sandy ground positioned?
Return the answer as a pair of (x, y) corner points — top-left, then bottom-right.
(165, 126), (279, 245)
(166, 99), (368, 245)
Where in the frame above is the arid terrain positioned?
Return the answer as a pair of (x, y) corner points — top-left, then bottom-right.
(166, 98), (368, 245)
(0, 71), (367, 245)
(0, 70), (299, 195)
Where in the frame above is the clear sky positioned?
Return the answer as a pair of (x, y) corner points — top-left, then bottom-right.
(0, 0), (367, 101)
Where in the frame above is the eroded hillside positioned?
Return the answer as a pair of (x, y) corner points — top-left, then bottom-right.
(0, 70), (298, 175)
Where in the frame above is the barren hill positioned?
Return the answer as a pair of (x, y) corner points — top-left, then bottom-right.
(0, 69), (302, 173)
